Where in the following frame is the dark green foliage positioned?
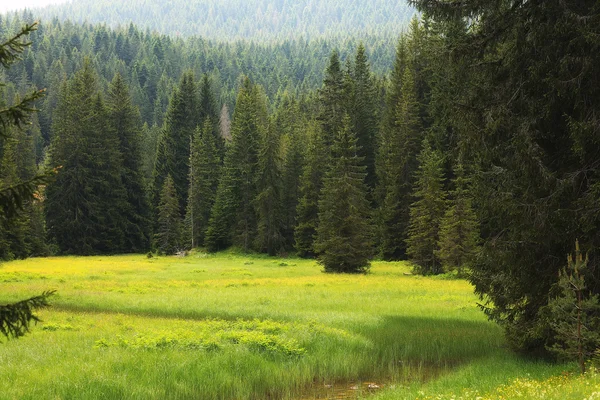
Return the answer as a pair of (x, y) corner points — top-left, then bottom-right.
(205, 78), (264, 252)
(106, 73), (151, 253)
(278, 96), (305, 250)
(547, 241), (600, 373)
(254, 119), (284, 255)
(436, 163), (480, 275)
(319, 51), (345, 148)
(153, 71), (200, 214)
(349, 43), (378, 191)
(46, 60), (127, 254)
(185, 120), (220, 248)
(410, 0), (600, 353)
(406, 141), (446, 275)
(154, 174), (182, 255)
(0, 136), (29, 259)
(294, 120), (327, 258)
(315, 116), (373, 273)
(0, 22), (54, 340)
(378, 63), (422, 260)
(198, 74), (223, 157)
(0, 290), (55, 339)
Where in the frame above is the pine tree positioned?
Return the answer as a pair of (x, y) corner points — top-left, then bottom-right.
(106, 73), (151, 253)
(294, 120), (327, 257)
(184, 119), (220, 248)
(155, 174), (182, 255)
(315, 116), (373, 273)
(437, 163), (480, 275)
(254, 119), (284, 255)
(46, 60), (127, 254)
(406, 141), (446, 275)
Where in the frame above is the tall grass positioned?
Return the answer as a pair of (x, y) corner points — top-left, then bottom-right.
(0, 253), (594, 399)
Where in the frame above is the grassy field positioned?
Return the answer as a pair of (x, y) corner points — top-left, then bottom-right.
(0, 252), (597, 399)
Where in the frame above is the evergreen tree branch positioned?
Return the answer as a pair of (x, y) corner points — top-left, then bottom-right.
(0, 23), (37, 68)
(0, 290), (55, 339)
(0, 89), (46, 138)
(0, 170), (57, 219)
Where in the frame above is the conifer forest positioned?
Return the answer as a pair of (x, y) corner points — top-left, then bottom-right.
(0, 1), (599, 399)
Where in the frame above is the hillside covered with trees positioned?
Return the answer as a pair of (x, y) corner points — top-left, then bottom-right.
(33, 0), (415, 42)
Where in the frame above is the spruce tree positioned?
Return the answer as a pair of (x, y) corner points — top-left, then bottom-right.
(184, 119), (220, 248)
(294, 120), (327, 257)
(437, 163), (480, 275)
(318, 51), (345, 147)
(0, 22), (53, 339)
(254, 119), (284, 255)
(205, 77), (263, 252)
(153, 71), (200, 213)
(547, 241), (600, 374)
(198, 74), (224, 156)
(278, 96), (305, 250)
(314, 116), (373, 273)
(155, 174), (182, 255)
(378, 64), (422, 260)
(106, 73), (151, 253)
(411, 0), (600, 353)
(350, 43), (378, 191)
(46, 60), (127, 254)
(0, 135), (29, 259)
(406, 141), (446, 275)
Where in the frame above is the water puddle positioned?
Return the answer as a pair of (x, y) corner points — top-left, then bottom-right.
(299, 381), (385, 400)
(297, 362), (452, 399)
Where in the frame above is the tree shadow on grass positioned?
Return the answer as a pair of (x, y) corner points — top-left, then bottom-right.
(354, 315), (506, 380)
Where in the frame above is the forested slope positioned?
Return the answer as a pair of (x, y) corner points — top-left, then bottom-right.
(0, 12), (394, 149)
(31, 0), (415, 42)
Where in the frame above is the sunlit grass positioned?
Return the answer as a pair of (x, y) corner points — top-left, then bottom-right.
(0, 252), (595, 399)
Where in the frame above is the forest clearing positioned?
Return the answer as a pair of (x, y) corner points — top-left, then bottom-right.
(0, 253), (597, 399)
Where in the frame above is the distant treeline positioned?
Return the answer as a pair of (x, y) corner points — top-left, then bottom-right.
(31, 0), (415, 42)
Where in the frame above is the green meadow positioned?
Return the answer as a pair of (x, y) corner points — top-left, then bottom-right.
(0, 253), (597, 399)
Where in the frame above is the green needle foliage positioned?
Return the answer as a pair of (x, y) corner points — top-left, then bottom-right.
(184, 120), (220, 249)
(46, 60), (127, 254)
(153, 71), (200, 214)
(315, 116), (373, 274)
(0, 22), (54, 340)
(547, 241), (600, 374)
(0, 290), (55, 339)
(378, 63), (422, 261)
(155, 174), (182, 255)
(205, 77), (264, 252)
(254, 119), (284, 255)
(294, 120), (327, 258)
(406, 140), (446, 275)
(437, 163), (480, 276)
(106, 73), (151, 253)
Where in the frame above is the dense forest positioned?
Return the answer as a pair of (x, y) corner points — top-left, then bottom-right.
(34, 0), (415, 42)
(1, 0), (599, 369)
